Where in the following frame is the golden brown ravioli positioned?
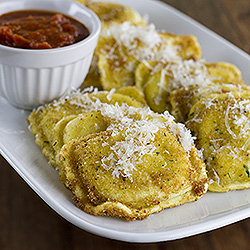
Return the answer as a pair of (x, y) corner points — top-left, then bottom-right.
(81, 1), (148, 89)
(96, 23), (202, 90)
(28, 87), (208, 220)
(170, 62), (244, 122)
(59, 106), (208, 220)
(135, 60), (243, 115)
(85, 1), (147, 28)
(186, 91), (250, 192)
(27, 87), (146, 169)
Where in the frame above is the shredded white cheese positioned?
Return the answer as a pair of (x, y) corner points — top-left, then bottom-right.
(161, 59), (212, 90)
(52, 89), (195, 180)
(190, 92), (250, 169)
(100, 22), (180, 64)
(225, 94), (250, 140)
(101, 22), (161, 49)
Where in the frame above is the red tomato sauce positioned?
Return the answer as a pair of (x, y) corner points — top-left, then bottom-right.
(0, 10), (90, 49)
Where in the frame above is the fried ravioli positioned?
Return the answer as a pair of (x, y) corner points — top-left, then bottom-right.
(59, 104), (208, 220)
(96, 22), (202, 90)
(85, 1), (147, 28)
(28, 86), (208, 220)
(27, 88), (146, 169)
(81, 1), (148, 89)
(135, 60), (243, 115)
(170, 83), (249, 123)
(170, 62), (244, 122)
(186, 91), (250, 192)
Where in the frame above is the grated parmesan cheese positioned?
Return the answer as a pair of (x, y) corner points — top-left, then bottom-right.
(100, 22), (180, 64)
(106, 88), (116, 101)
(224, 94), (250, 140)
(143, 58), (219, 107)
(101, 22), (161, 49)
(52, 89), (196, 180)
(190, 92), (250, 169)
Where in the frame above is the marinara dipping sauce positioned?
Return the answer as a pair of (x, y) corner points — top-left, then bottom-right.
(0, 10), (90, 49)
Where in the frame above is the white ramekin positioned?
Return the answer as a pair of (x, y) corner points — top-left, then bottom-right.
(0, 0), (101, 109)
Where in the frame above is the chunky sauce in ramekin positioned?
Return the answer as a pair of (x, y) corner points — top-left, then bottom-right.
(0, 10), (90, 49)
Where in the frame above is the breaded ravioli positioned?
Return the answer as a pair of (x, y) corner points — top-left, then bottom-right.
(27, 87), (146, 169)
(169, 62), (244, 122)
(59, 104), (208, 220)
(82, 1), (148, 89)
(85, 1), (147, 28)
(186, 91), (250, 192)
(96, 22), (202, 90)
(135, 60), (243, 115)
(28, 87), (208, 220)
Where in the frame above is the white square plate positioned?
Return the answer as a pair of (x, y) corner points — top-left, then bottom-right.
(1, 0), (250, 243)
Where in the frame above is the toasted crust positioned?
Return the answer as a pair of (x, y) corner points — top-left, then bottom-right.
(96, 26), (202, 91)
(59, 124), (208, 220)
(81, 1), (148, 89)
(135, 60), (244, 115)
(28, 87), (208, 220)
(170, 62), (245, 122)
(85, 1), (147, 28)
(27, 88), (146, 168)
(186, 91), (250, 192)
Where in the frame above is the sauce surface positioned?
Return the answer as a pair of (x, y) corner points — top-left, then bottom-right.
(0, 10), (90, 49)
